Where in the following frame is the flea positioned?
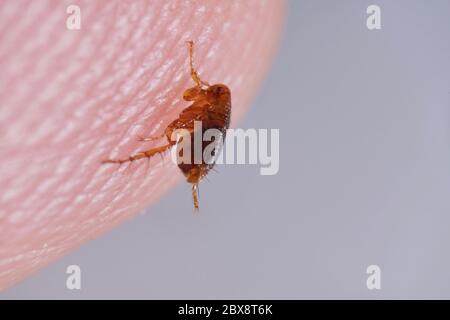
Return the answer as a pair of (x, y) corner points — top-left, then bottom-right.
(103, 41), (231, 210)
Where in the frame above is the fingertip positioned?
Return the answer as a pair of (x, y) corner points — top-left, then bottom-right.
(0, 0), (286, 291)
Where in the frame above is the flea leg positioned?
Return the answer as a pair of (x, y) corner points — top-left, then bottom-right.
(102, 143), (173, 164)
(191, 183), (199, 211)
(187, 40), (210, 88)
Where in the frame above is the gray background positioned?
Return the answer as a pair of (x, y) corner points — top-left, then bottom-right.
(3, 0), (450, 299)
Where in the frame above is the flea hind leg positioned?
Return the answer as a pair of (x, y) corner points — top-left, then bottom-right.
(102, 143), (173, 165)
(187, 40), (210, 88)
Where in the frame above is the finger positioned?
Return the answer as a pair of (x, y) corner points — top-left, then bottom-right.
(0, 0), (285, 290)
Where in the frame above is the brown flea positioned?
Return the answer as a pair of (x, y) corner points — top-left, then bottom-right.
(102, 40), (231, 210)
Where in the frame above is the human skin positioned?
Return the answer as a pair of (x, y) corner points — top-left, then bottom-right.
(0, 0), (285, 291)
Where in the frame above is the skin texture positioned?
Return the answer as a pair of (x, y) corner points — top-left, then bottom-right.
(0, 0), (285, 291)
